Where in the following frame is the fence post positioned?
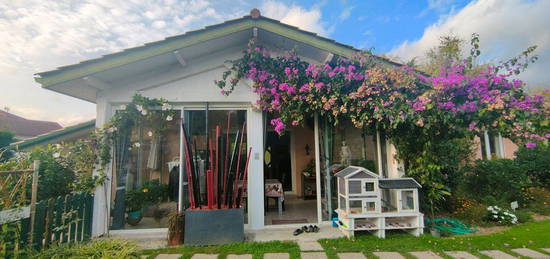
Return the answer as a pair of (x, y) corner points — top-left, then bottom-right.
(28, 160), (40, 245)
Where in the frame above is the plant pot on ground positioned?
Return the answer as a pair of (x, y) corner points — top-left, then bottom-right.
(167, 211), (185, 246)
(125, 188), (145, 226)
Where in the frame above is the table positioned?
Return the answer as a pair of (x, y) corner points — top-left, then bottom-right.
(265, 179), (284, 215)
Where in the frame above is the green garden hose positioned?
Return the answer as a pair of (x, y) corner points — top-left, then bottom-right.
(425, 218), (477, 235)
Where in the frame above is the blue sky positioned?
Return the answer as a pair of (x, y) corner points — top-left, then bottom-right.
(305, 0), (471, 53)
(0, 0), (548, 126)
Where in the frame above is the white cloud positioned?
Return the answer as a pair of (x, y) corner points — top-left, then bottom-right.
(0, 0), (331, 124)
(261, 1), (330, 36)
(339, 6), (354, 21)
(390, 0), (550, 89)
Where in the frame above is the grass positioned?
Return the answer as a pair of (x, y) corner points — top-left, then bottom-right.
(142, 220), (550, 259)
(320, 220), (550, 258)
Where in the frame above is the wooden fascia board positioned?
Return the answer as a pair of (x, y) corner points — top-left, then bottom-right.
(35, 18), (360, 88)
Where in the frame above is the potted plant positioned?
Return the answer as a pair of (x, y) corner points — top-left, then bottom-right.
(125, 189), (145, 226)
(167, 211), (185, 246)
(425, 182), (450, 237)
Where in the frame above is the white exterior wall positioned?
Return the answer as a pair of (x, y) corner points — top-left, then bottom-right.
(91, 47), (265, 236)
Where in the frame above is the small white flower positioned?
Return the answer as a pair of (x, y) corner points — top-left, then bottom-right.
(107, 127), (117, 133)
(161, 103), (171, 111)
(53, 152), (60, 158)
(166, 115), (173, 121)
(134, 142), (141, 148)
(136, 105), (143, 111)
(119, 104), (126, 110)
(148, 131), (153, 137)
(141, 109), (148, 116)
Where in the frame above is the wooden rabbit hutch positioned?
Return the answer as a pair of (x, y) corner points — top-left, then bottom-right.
(335, 166), (424, 238)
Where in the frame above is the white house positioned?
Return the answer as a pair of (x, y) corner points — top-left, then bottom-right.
(34, 9), (447, 238)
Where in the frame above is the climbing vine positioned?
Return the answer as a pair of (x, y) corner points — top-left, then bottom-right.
(216, 37), (549, 213)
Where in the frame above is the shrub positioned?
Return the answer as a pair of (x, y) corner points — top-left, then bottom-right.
(515, 144), (550, 187)
(522, 187), (550, 215)
(486, 205), (518, 225)
(29, 239), (139, 259)
(514, 210), (533, 223)
(451, 196), (487, 224)
(462, 159), (529, 204)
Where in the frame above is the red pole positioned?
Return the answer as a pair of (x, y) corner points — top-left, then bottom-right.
(206, 169), (214, 209)
(182, 124), (195, 209)
(215, 125), (220, 208)
(232, 123), (246, 208)
(209, 139), (215, 205)
(238, 147), (253, 208)
(222, 113), (231, 206)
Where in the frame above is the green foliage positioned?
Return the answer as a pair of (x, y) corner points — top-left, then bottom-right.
(514, 210), (533, 223)
(515, 143), (550, 187)
(27, 146), (76, 201)
(29, 239), (139, 259)
(351, 159), (376, 173)
(522, 187), (550, 215)
(462, 159), (529, 204)
(450, 196), (487, 224)
(423, 34), (465, 75)
(0, 131), (15, 162)
(125, 180), (169, 212)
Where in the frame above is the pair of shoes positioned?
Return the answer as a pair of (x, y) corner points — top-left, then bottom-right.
(293, 225), (319, 235)
(304, 225), (319, 233)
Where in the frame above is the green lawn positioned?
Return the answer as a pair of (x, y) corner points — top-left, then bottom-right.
(142, 220), (550, 259)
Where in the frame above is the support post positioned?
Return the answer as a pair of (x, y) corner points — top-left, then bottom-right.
(29, 160), (39, 244)
(498, 133), (505, 158)
(376, 131), (383, 176)
(483, 130), (491, 159)
(314, 114), (322, 224)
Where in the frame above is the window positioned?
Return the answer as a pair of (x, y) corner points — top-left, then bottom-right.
(349, 200), (362, 214)
(365, 182), (375, 192)
(401, 190), (415, 211)
(364, 201), (376, 212)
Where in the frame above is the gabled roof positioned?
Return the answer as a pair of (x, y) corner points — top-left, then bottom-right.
(0, 110), (62, 138)
(34, 9), (400, 91)
(379, 178), (422, 189)
(11, 119), (95, 150)
(335, 166), (379, 179)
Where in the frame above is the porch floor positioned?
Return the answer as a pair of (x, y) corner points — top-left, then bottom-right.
(265, 194), (317, 226)
(246, 223), (345, 242)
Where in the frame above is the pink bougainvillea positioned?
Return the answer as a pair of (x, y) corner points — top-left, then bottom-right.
(215, 39), (549, 147)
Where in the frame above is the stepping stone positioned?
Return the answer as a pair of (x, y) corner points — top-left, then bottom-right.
(338, 252), (367, 259)
(264, 253), (290, 259)
(444, 251), (478, 259)
(480, 250), (517, 259)
(298, 241), (324, 251)
(191, 254), (218, 259)
(511, 248), (550, 259)
(409, 251), (443, 259)
(372, 252), (406, 259)
(301, 252), (327, 259)
(227, 255), (252, 259)
(156, 255), (182, 259)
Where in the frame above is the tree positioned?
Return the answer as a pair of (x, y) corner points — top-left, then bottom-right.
(0, 131), (15, 162)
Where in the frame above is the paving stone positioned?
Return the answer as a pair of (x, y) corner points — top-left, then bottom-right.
(542, 249), (550, 254)
(191, 254), (218, 259)
(479, 250), (517, 259)
(301, 252), (327, 259)
(372, 252), (406, 259)
(298, 241), (324, 251)
(444, 251), (478, 259)
(511, 248), (550, 259)
(155, 254), (182, 259)
(409, 251), (443, 259)
(227, 255), (252, 259)
(263, 253), (290, 259)
(337, 252), (367, 259)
